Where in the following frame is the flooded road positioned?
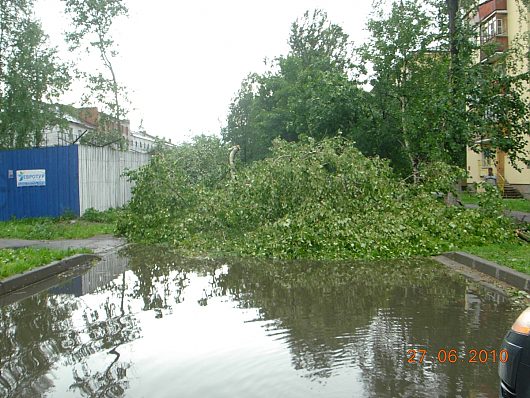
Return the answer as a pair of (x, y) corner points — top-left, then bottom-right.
(0, 246), (524, 398)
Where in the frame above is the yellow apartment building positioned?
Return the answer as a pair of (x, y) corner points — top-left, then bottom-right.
(466, 0), (530, 198)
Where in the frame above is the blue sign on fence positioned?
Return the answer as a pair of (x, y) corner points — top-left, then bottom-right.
(16, 169), (46, 187)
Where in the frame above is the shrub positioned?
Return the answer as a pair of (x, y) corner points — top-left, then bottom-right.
(81, 208), (122, 223)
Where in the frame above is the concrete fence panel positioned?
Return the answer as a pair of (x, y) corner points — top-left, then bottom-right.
(78, 146), (150, 214)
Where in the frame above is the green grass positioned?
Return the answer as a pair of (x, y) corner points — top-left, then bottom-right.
(0, 209), (122, 240)
(459, 192), (530, 212)
(0, 247), (91, 280)
(80, 207), (122, 223)
(460, 243), (530, 275)
(459, 192), (480, 205)
(0, 218), (115, 240)
(502, 199), (530, 213)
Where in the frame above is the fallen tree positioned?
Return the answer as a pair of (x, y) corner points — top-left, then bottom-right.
(118, 136), (516, 259)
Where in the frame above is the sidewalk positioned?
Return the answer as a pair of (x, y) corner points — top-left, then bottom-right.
(508, 210), (530, 223)
(0, 234), (126, 254)
(463, 204), (530, 223)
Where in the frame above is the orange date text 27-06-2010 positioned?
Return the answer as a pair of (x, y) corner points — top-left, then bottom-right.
(406, 349), (509, 364)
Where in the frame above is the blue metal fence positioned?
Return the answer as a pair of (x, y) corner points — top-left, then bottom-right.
(0, 146), (80, 221)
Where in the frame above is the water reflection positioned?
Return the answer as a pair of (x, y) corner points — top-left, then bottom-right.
(0, 246), (523, 398)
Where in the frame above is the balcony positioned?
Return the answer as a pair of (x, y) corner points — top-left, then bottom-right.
(479, 0), (507, 20)
(480, 36), (508, 61)
(479, 12), (508, 62)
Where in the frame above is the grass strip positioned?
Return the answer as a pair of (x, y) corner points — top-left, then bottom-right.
(0, 218), (114, 240)
(460, 242), (530, 275)
(0, 247), (91, 280)
(459, 192), (530, 213)
(502, 199), (530, 213)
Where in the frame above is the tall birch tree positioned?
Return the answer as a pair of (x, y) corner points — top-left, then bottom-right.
(62, 0), (129, 148)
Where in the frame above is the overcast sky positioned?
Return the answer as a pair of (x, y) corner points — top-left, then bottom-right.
(35, 0), (374, 143)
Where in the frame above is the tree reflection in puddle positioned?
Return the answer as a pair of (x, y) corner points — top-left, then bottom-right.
(0, 246), (524, 398)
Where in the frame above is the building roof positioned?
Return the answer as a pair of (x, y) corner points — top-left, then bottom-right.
(130, 130), (157, 142)
(63, 113), (96, 130)
(130, 130), (176, 147)
(53, 105), (96, 130)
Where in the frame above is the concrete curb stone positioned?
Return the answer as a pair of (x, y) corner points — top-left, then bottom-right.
(442, 251), (530, 292)
(0, 254), (100, 296)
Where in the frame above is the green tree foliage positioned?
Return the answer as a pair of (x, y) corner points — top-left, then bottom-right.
(224, 3), (529, 178)
(465, 47), (530, 166)
(360, 0), (530, 176)
(118, 136), (515, 260)
(117, 135), (230, 242)
(62, 0), (129, 149)
(224, 75), (270, 162)
(359, 0), (455, 179)
(223, 10), (364, 162)
(436, 0), (478, 167)
(0, 0), (70, 148)
(435, 0), (530, 167)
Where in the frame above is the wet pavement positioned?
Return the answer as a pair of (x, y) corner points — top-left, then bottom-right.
(0, 246), (526, 398)
(0, 234), (126, 254)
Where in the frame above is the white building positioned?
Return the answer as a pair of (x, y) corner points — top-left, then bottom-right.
(129, 129), (174, 153)
(41, 113), (95, 147)
(40, 107), (176, 154)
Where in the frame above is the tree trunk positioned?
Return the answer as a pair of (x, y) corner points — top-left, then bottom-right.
(98, 36), (123, 149)
(229, 145), (240, 180)
(399, 95), (420, 184)
(447, 0), (459, 64)
(446, 0), (460, 99)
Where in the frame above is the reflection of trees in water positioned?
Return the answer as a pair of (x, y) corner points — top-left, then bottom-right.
(0, 267), (141, 398)
(62, 245), (213, 397)
(70, 351), (130, 398)
(66, 270), (140, 397)
(0, 248), (521, 398)
(214, 258), (517, 397)
(124, 245), (224, 313)
(0, 294), (79, 397)
(68, 285), (133, 398)
(115, 250), (520, 396)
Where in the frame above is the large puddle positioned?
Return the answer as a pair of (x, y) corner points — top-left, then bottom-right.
(0, 246), (524, 397)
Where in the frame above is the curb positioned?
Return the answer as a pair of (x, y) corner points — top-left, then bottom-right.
(0, 254), (100, 296)
(441, 251), (530, 292)
(509, 211), (530, 224)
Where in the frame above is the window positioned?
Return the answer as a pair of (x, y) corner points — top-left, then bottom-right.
(481, 149), (494, 168)
(489, 19), (495, 37)
(496, 19), (504, 35)
(481, 25), (488, 43)
(481, 17), (505, 43)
